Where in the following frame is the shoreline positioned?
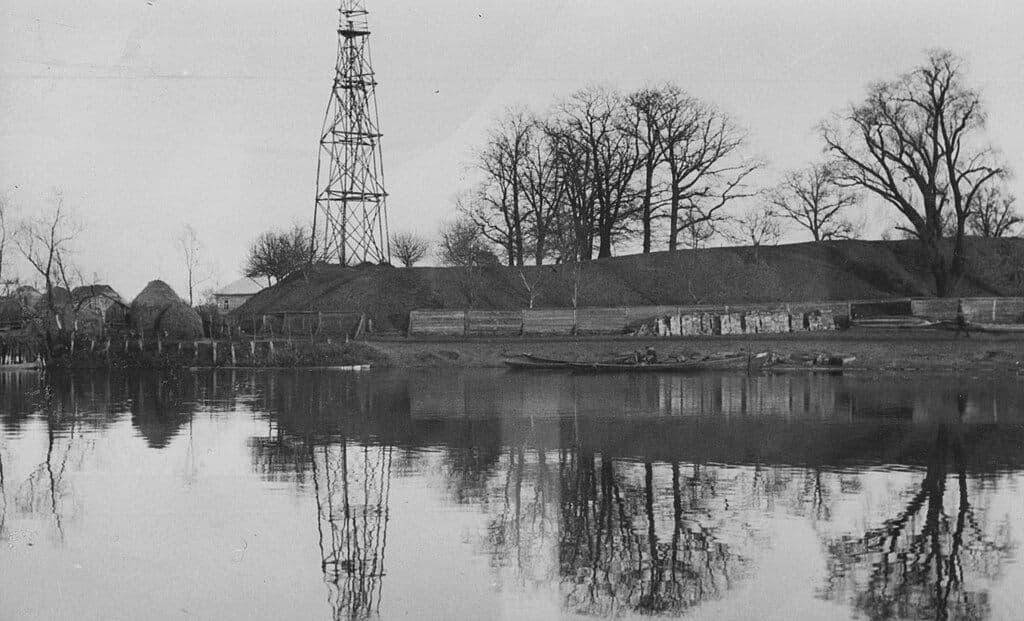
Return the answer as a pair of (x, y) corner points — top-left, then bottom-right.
(363, 327), (1024, 377)
(17, 327), (1023, 377)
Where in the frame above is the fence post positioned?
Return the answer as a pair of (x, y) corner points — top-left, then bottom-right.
(212, 341), (218, 365)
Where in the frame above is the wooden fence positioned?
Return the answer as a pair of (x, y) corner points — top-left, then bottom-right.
(236, 311), (365, 339)
(406, 296), (1024, 338)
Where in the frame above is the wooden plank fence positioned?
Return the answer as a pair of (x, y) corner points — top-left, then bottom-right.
(408, 310), (467, 337)
(522, 309), (575, 335)
(406, 296), (1024, 338)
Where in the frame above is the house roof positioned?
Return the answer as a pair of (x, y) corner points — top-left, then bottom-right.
(216, 277), (264, 296)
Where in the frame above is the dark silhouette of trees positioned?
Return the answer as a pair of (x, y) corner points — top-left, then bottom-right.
(966, 186), (1021, 238)
(244, 225), (316, 285)
(389, 231), (430, 267)
(554, 86), (643, 259)
(728, 205), (783, 259)
(438, 217), (497, 268)
(660, 93), (760, 252)
(464, 109), (533, 266)
(465, 83), (759, 262)
(821, 50), (1006, 296)
(769, 163), (860, 241)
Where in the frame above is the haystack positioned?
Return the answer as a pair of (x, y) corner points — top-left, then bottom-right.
(130, 280), (203, 339)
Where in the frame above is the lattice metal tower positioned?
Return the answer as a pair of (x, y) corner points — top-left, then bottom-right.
(312, 0), (390, 265)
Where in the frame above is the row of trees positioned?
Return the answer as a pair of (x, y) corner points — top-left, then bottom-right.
(460, 84), (761, 266)
(450, 49), (1020, 296)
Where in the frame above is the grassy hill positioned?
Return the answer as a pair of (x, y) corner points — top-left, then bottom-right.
(237, 238), (1024, 331)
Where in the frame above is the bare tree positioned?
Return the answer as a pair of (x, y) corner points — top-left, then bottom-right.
(769, 163), (860, 241)
(245, 225), (315, 286)
(466, 109), (533, 266)
(439, 217), (498, 308)
(554, 86), (642, 259)
(661, 93), (760, 252)
(625, 87), (671, 253)
(728, 205), (782, 260)
(438, 218), (496, 268)
(0, 192), (11, 292)
(821, 50), (1005, 296)
(15, 189), (81, 343)
(178, 224), (206, 306)
(520, 123), (565, 265)
(545, 120), (598, 262)
(966, 186), (1021, 238)
(390, 231), (430, 267)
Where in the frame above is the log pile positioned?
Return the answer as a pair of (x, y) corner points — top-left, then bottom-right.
(806, 310), (836, 331)
(651, 308), (835, 337)
(720, 313), (744, 335)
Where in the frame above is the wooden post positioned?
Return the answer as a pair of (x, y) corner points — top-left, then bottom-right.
(157, 336), (162, 355)
(194, 341), (199, 362)
(212, 341), (218, 365)
(317, 311), (323, 336)
(231, 343), (237, 366)
(250, 340), (255, 356)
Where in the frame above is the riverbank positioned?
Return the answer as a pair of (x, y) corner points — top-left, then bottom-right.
(365, 327), (1024, 377)
(22, 327), (1024, 377)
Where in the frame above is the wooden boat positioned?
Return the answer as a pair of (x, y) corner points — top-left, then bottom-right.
(568, 354), (751, 373)
(503, 354), (575, 370)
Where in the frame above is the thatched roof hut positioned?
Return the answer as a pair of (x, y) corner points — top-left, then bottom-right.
(72, 284), (128, 333)
(33, 286), (71, 312)
(0, 296), (22, 325)
(130, 280), (203, 339)
(14, 285), (42, 307)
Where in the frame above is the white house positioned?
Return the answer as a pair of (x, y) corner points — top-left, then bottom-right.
(213, 277), (264, 314)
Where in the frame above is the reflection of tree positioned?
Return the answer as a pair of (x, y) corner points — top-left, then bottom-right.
(13, 377), (86, 542)
(560, 452), (746, 616)
(821, 425), (1014, 621)
(311, 442), (393, 620)
(485, 445), (559, 588)
(479, 436), (749, 616)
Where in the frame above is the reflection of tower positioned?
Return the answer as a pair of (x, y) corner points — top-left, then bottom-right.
(311, 442), (393, 620)
(312, 0), (390, 265)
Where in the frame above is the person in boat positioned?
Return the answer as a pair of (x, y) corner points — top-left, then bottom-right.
(954, 299), (971, 339)
(642, 346), (658, 364)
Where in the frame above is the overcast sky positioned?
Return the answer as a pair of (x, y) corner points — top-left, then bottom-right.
(1, 0), (1022, 299)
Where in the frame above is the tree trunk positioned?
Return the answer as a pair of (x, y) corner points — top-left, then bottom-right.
(641, 166), (655, 253)
(597, 227), (613, 259)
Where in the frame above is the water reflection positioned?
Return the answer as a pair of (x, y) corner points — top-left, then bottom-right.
(1, 369), (1022, 620)
(822, 421), (1015, 621)
(310, 443), (393, 620)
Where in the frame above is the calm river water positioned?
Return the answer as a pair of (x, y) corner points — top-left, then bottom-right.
(1, 369), (1023, 620)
